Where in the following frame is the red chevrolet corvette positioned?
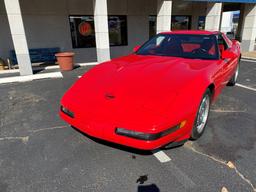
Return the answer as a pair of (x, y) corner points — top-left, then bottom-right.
(60, 30), (241, 150)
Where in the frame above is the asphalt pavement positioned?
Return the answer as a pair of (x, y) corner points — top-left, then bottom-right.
(0, 60), (255, 192)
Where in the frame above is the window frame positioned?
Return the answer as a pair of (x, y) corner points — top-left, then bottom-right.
(68, 15), (128, 49)
(69, 15), (96, 49)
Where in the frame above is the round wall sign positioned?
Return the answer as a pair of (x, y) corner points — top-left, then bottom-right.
(79, 21), (92, 36)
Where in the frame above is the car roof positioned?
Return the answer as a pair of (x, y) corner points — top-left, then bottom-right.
(160, 30), (220, 35)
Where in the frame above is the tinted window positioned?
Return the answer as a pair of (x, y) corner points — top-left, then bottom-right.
(148, 15), (191, 39)
(137, 34), (218, 60)
(149, 16), (157, 38)
(69, 16), (96, 48)
(217, 34), (229, 50)
(198, 16), (206, 30)
(69, 15), (128, 48)
(171, 16), (191, 31)
(108, 16), (128, 46)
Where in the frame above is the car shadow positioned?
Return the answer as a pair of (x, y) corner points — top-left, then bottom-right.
(137, 184), (160, 192)
(71, 126), (186, 155)
(71, 126), (152, 155)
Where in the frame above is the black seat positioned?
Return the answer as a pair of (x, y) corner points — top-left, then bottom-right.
(200, 38), (214, 52)
(158, 37), (183, 56)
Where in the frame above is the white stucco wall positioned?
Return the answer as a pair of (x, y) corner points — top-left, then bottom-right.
(0, 0), (207, 63)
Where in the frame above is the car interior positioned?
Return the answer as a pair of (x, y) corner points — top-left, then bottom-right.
(217, 34), (229, 55)
(137, 34), (219, 60)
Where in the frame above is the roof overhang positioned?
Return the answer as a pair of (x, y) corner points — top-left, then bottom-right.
(186, 0), (256, 3)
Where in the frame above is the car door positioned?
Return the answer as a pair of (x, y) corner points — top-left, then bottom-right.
(223, 33), (240, 77)
(218, 34), (237, 85)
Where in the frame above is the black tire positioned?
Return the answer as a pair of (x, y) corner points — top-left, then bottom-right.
(227, 61), (240, 86)
(190, 89), (212, 140)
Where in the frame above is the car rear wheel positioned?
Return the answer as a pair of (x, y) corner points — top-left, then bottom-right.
(227, 62), (240, 86)
(191, 89), (211, 140)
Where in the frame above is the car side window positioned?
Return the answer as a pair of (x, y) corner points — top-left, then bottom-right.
(217, 34), (229, 50)
(217, 34), (229, 55)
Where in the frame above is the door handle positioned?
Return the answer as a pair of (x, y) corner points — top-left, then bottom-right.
(224, 58), (229, 63)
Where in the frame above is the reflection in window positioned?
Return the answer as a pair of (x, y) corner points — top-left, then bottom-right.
(109, 16), (128, 46)
(149, 15), (192, 38)
(198, 16), (206, 30)
(69, 15), (128, 48)
(171, 16), (191, 30)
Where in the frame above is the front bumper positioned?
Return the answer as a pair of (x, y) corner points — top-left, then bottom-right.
(115, 125), (180, 141)
(59, 108), (192, 150)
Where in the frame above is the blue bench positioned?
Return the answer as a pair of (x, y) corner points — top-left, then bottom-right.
(10, 47), (60, 64)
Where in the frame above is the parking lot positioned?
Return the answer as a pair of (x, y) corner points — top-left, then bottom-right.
(0, 59), (255, 192)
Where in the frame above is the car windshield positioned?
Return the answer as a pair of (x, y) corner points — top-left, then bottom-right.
(136, 34), (219, 60)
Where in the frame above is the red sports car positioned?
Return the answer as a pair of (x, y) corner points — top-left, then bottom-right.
(60, 30), (241, 150)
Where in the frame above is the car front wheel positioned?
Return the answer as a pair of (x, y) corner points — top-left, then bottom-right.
(227, 62), (240, 86)
(191, 89), (211, 140)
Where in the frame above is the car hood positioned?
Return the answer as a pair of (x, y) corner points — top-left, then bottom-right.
(61, 54), (214, 123)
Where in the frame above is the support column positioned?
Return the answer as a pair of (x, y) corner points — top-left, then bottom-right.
(93, 0), (110, 63)
(236, 5), (245, 42)
(4, 0), (33, 75)
(205, 2), (222, 31)
(241, 4), (256, 52)
(156, 0), (172, 34)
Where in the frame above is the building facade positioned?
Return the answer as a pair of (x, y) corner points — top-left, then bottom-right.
(0, 0), (256, 75)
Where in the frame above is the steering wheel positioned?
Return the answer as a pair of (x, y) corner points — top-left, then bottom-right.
(192, 48), (208, 55)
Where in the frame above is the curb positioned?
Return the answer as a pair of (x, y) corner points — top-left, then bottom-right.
(0, 72), (63, 84)
(34, 62), (98, 72)
(0, 62), (98, 75)
(241, 56), (256, 61)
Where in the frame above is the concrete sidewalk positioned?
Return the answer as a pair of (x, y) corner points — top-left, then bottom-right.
(242, 51), (256, 60)
(0, 62), (98, 84)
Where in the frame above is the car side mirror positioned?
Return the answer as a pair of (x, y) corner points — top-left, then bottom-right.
(221, 50), (234, 60)
(226, 34), (235, 40)
(231, 39), (238, 44)
(133, 45), (140, 53)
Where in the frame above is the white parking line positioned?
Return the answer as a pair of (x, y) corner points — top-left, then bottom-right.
(153, 150), (171, 163)
(236, 83), (256, 92)
(0, 72), (63, 84)
(78, 76), (82, 78)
